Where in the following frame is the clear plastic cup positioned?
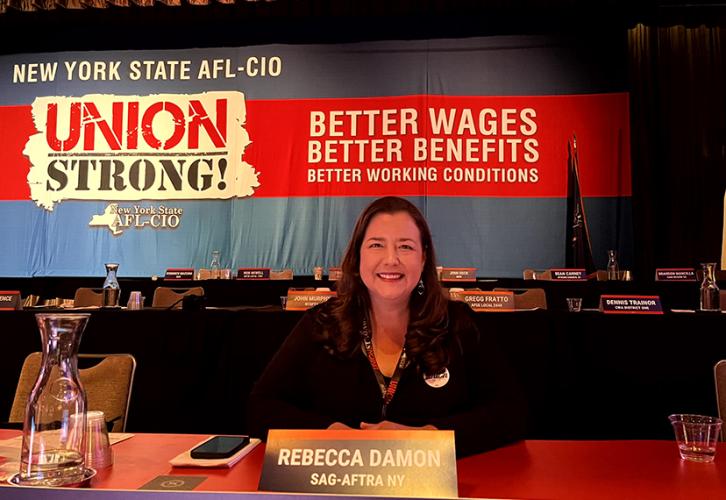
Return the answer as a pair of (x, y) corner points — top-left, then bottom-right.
(669, 414), (722, 462)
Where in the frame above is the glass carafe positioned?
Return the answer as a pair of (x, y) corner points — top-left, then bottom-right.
(102, 263), (120, 307)
(210, 250), (221, 279)
(700, 263), (720, 311)
(607, 250), (619, 280)
(18, 313), (89, 486)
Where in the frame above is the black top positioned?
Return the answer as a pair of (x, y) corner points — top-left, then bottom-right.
(247, 300), (526, 457)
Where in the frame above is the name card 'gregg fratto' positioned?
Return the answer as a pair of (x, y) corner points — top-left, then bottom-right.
(259, 429), (457, 498)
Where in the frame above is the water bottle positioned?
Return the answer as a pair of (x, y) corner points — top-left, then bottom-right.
(607, 250), (619, 280)
(18, 314), (90, 486)
(210, 250), (221, 280)
(700, 263), (720, 311)
(102, 263), (120, 306)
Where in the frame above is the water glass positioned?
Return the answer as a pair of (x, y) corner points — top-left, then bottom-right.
(566, 297), (582, 312)
(85, 411), (113, 469)
(669, 414), (722, 462)
(127, 291), (143, 310)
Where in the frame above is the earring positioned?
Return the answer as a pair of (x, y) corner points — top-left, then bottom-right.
(417, 279), (425, 295)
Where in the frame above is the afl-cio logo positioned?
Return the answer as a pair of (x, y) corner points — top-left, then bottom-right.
(159, 479), (187, 488)
(89, 203), (183, 236)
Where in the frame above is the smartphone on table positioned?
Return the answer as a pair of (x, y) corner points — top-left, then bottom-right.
(190, 435), (250, 459)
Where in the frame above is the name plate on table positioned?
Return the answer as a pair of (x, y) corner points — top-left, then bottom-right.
(237, 268), (271, 280)
(285, 290), (336, 311)
(655, 268), (697, 282)
(550, 268), (588, 281)
(440, 268), (477, 281)
(600, 294), (664, 314)
(165, 268), (194, 280)
(328, 267), (343, 281)
(259, 429), (457, 498)
(457, 290), (514, 312)
(0, 291), (21, 310)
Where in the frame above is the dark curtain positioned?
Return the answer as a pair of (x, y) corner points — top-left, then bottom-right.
(629, 23), (726, 276)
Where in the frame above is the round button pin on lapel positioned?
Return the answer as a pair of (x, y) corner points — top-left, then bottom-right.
(424, 368), (450, 388)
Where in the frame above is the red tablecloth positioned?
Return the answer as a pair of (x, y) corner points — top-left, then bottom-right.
(2, 430), (726, 499)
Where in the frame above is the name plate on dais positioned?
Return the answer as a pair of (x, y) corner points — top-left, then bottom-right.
(0, 291), (21, 310)
(259, 429), (457, 498)
(600, 294), (663, 314)
(165, 268), (194, 280)
(440, 268), (477, 282)
(458, 290), (514, 312)
(237, 268), (271, 280)
(550, 268), (588, 281)
(285, 290), (336, 311)
(655, 268), (697, 282)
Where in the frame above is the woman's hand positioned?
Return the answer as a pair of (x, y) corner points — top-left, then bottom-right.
(327, 421), (354, 430)
(360, 420), (437, 431)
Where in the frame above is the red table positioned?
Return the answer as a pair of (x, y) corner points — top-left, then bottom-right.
(2, 431), (726, 499)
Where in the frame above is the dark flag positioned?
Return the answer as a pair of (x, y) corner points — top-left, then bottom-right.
(565, 135), (596, 272)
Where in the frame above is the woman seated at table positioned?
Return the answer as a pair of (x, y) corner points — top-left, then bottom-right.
(248, 196), (526, 456)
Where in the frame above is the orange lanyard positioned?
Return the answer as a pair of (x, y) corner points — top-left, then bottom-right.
(360, 319), (408, 419)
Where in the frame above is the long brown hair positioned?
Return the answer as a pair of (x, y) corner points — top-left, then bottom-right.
(316, 196), (452, 374)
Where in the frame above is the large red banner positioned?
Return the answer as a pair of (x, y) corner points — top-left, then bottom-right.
(0, 92), (630, 201)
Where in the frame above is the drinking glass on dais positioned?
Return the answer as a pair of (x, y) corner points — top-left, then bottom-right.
(669, 414), (722, 462)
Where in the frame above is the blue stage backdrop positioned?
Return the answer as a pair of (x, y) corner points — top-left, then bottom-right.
(0, 35), (632, 277)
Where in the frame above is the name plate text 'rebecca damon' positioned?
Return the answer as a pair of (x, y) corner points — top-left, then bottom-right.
(259, 429), (458, 498)
(655, 268), (697, 282)
(285, 290), (336, 311)
(600, 294), (663, 314)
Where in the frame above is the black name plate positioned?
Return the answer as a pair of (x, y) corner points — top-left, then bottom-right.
(655, 268), (697, 282)
(600, 294), (663, 314)
(0, 291), (21, 310)
(237, 268), (271, 280)
(440, 268), (477, 282)
(165, 268), (194, 280)
(550, 269), (588, 281)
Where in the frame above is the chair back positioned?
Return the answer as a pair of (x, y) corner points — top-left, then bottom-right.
(74, 288), (105, 307)
(494, 288), (548, 310)
(9, 352), (137, 432)
(151, 286), (205, 309)
(715, 360), (726, 438)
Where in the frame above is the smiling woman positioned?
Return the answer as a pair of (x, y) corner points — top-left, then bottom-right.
(248, 196), (527, 457)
